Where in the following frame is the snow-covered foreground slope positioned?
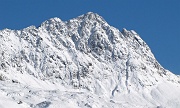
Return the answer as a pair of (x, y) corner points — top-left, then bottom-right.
(0, 12), (180, 108)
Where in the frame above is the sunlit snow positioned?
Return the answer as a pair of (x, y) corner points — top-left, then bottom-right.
(0, 12), (180, 108)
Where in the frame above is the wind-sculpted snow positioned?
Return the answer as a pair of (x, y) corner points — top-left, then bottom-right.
(0, 12), (180, 108)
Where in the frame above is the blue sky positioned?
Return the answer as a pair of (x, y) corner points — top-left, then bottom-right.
(0, 0), (179, 75)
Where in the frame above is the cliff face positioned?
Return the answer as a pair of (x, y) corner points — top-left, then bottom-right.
(0, 12), (180, 108)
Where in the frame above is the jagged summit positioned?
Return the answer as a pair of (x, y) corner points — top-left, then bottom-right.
(0, 12), (180, 108)
(68, 12), (106, 22)
(40, 12), (106, 27)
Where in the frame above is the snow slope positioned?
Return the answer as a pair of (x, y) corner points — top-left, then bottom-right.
(0, 12), (180, 108)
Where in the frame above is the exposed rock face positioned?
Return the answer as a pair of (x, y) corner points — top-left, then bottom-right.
(0, 12), (180, 108)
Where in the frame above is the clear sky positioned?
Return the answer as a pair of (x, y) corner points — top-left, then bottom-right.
(0, 0), (179, 75)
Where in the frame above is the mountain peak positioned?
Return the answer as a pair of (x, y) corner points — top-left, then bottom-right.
(73, 12), (106, 24)
(47, 17), (63, 23)
(85, 11), (97, 16)
(84, 12), (101, 19)
(0, 12), (180, 108)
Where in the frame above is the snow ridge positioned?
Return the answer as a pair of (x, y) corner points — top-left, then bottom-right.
(0, 12), (180, 108)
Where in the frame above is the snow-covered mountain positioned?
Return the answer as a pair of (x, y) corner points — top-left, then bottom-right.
(0, 12), (180, 108)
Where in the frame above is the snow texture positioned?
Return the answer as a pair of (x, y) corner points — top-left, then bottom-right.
(0, 12), (180, 108)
